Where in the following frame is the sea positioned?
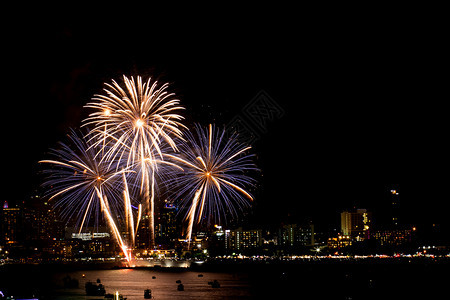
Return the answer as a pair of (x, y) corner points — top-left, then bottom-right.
(0, 259), (448, 300)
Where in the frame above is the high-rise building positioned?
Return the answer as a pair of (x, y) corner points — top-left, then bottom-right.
(2, 205), (22, 245)
(279, 223), (315, 247)
(136, 213), (151, 249)
(341, 211), (352, 236)
(155, 201), (179, 249)
(225, 227), (262, 252)
(390, 187), (400, 227)
(23, 195), (64, 242)
(341, 209), (371, 241)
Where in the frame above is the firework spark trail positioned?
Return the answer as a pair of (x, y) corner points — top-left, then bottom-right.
(40, 129), (123, 230)
(95, 187), (131, 262)
(83, 75), (185, 248)
(185, 186), (204, 246)
(40, 130), (140, 263)
(122, 171), (138, 247)
(167, 124), (257, 246)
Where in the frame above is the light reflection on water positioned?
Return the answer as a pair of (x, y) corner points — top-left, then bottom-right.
(127, 259), (192, 268)
(53, 268), (252, 300)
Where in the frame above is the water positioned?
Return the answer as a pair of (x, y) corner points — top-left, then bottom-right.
(1, 259), (448, 299)
(52, 269), (251, 300)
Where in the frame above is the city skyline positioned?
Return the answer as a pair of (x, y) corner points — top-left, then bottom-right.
(2, 187), (448, 252)
(2, 183), (448, 238)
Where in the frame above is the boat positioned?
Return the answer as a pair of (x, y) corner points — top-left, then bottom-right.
(85, 281), (106, 296)
(177, 283), (184, 291)
(211, 280), (220, 288)
(144, 289), (152, 299)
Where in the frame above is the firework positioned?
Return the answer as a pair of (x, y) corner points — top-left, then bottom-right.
(39, 129), (139, 262)
(166, 124), (257, 245)
(40, 74), (258, 258)
(83, 75), (185, 248)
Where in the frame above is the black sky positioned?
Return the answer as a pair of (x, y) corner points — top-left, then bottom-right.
(2, 10), (448, 231)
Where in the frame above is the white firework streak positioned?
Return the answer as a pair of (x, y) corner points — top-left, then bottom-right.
(83, 75), (185, 248)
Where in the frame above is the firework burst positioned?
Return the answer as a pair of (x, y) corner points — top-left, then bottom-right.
(167, 124), (257, 245)
(40, 74), (259, 258)
(84, 75), (184, 165)
(83, 75), (185, 248)
(39, 129), (139, 262)
(40, 129), (122, 229)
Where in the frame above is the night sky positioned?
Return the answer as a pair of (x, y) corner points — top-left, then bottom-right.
(2, 11), (448, 233)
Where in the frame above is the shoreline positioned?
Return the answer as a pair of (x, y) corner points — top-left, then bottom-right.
(1, 255), (449, 272)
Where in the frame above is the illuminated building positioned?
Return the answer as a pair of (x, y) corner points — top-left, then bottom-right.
(371, 229), (412, 246)
(155, 201), (178, 248)
(213, 224), (224, 240)
(390, 187), (400, 227)
(23, 195), (64, 243)
(225, 227), (262, 251)
(136, 213), (151, 249)
(65, 226), (111, 241)
(341, 209), (371, 241)
(1, 204), (21, 246)
(279, 223), (315, 248)
(184, 230), (209, 251)
(327, 234), (352, 249)
(64, 226), (115, 257)
(204, 225), (226, 256)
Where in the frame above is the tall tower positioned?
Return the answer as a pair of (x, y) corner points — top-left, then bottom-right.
(155, 201), (178, 248)
(390, 186), (400, 227)
(341, 211), (352, 236)
(2, 206), (22, 245)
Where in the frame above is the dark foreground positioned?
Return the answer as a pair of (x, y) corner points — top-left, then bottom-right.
(0, 258), (448, 300)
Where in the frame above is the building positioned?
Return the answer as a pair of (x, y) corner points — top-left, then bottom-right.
(371, 229), (412, 246)
(279, 223), (315, 248)
(64, 226), (116, 258)
(155, 201), (178, 248)
(225, 227), (262, 252)
(65, 226), (111, 241)
(23, 195), (64, 243)
(207, 225), (226, 255)
(327, 234), (352, 249)
(390, 188), (400, 227)
(136, 213), (151, 250)
(1, 203), (22, 246)
(341, 209), (371, 241)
